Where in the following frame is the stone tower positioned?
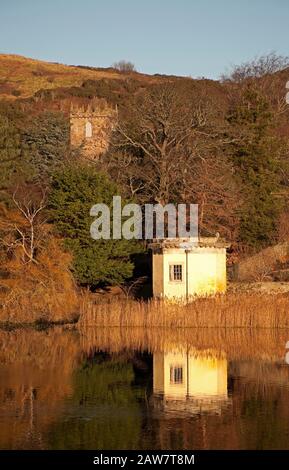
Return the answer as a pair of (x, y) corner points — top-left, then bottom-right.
(70, 98), (117, 159)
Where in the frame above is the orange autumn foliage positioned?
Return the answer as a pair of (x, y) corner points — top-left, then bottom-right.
(0, 203), (79, 323)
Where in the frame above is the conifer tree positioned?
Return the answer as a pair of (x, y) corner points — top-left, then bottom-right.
(49, 164), (143, 286)
(227, 85), (285, 249)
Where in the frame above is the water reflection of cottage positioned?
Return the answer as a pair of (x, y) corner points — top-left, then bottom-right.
(153, 349), (229, 415)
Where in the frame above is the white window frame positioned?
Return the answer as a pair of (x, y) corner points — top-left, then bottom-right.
(169, 263), (184, 282)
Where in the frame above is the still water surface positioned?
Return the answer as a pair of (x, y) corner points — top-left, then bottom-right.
(0, 326), (289, 449)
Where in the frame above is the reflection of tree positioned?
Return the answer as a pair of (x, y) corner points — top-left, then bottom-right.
(47, 357), (143, 450)
(19, 386), (44, 449)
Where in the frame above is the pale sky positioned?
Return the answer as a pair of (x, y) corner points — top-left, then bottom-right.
(0, 0), (289, 79)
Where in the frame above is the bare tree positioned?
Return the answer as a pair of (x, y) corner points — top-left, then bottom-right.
(105, 83), (239, 240)
(117, 276), (148, 299)
(111, 83), (210, 205)
(221, 52), (289, 82)
(222, 52), (289, 116)
(179, 152), (241, 240)
(0, 186), (46, 263)
(113, 60), (136, 73)
(102, 150), (146, 199)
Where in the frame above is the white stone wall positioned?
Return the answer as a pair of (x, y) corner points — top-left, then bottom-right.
(152, 247), (227, 300)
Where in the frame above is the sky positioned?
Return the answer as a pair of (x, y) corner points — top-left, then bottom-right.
(0, 0), (289, 79)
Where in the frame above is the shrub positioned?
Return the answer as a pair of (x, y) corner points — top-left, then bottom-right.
(113, 60), (136, 73)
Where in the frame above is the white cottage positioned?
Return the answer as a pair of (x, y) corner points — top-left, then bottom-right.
(150, 237), (228, 300)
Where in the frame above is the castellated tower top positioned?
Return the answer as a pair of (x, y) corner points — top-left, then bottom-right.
(70, 98), (118, 160)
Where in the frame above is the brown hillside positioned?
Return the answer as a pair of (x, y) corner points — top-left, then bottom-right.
(0, 53), (162, 100)
(0, 54), (228, 122)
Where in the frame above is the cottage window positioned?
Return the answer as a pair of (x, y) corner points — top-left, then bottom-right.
(170, 264), (183, 282)
(85, 121), (92, 138)
(170, 366), (183, 384)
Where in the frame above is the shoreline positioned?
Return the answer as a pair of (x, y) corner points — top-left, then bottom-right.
(2, 282), (289, 330)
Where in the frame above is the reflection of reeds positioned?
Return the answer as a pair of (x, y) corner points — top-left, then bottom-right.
(0, 327), (79, 369)
(79, 294), (289, 329)
(0, 327), (81, 449)
(79, 326), (289, 362)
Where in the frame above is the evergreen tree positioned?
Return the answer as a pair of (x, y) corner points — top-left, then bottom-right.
(22, 111), (70, 177)
(227, 85), (285, 249)
(49, 164), (143, 286)
(0, 114), (32, 194)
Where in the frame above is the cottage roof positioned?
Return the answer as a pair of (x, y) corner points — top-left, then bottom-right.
(149, 237), (230, 250)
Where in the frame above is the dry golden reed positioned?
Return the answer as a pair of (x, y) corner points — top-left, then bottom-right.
(79, 293), (289, 329)
(0, 237), (79, 324)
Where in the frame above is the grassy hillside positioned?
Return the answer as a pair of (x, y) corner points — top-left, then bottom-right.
(0, 53), (228, 123)
(0, 53), (161, 100)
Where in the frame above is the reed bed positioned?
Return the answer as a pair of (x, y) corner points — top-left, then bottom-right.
(79, 293), (289, 329)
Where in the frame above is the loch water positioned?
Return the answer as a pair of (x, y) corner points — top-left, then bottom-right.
(0, 326), (289, 449)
